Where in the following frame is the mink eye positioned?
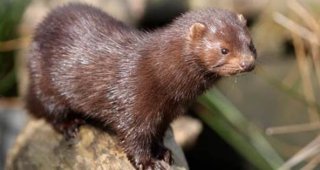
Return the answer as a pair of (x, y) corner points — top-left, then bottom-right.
(221, 48), (229, 55)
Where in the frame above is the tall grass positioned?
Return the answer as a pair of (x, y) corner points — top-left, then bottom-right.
(198, 87), (284, 170)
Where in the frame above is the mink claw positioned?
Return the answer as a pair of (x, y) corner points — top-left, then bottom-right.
(138, 160), (170, 170)
(130, 154), (170, 170)
(157, 147), (173, 165)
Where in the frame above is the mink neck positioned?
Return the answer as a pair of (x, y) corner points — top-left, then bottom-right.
(138, 27), (220, 102)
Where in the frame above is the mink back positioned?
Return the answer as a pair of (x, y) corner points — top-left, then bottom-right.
(26, 4), (256, 169)
(27, 3), (252, 129)
(27, 3), (144, 123)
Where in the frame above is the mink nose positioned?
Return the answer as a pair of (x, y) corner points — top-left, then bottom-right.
(240, 56), (255, 72)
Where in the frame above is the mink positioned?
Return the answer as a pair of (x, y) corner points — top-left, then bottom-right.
(26, 3), (256, 170)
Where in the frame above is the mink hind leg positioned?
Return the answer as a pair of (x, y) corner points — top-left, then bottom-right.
(26, 88), (85, 139)
(50, 111), (85, 139)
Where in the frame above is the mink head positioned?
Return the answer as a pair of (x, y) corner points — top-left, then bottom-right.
(177, 9), (257, 76)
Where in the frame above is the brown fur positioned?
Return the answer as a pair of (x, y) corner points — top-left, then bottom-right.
(26, 3), (256, 170)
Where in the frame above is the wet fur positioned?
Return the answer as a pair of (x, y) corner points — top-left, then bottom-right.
(26, 3), (256, 170)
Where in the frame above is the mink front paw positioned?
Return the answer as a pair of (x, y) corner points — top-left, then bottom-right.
(134, 158), (170, 170)
(156, 146), (173, 165)
(129, 154), (171, 170)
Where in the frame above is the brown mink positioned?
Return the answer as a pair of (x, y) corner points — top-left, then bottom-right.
(26, 3), (256, 170)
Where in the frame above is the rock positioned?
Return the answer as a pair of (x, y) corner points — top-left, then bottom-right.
(5, 118), (188, 170)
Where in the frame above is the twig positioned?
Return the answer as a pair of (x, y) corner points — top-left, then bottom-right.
(266, 123), (320, 135)
(292, 32), (319, 122)
(273, 12), (319, 45)
(288, 0), (320, 93)
(301, 155), (320, 170)
(288, 0), (320, 32)
(0, 36), (30, 52)
(310, 45), (320, 87)
(279, 135), (320, 170)
(0, 98), (22, 108)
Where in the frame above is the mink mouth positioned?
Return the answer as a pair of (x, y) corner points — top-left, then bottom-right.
(214, 67), (242, 76)
(213, 64), (255, 76)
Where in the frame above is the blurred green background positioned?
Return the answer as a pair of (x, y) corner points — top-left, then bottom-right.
(1, 0), (320, 170)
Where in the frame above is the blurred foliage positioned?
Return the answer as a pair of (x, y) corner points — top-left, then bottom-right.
(198, 87), (284, 170)
(0, 0), (31, 96)
(197, 1), (320, 169)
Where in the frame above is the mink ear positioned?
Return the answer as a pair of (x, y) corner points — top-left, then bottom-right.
(188, 22), (207, 40)
(237, 14), (247, 25)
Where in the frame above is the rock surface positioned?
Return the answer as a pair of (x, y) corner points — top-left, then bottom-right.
(5, 119), (188, 170)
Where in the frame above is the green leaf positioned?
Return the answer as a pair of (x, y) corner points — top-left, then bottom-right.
(197, 87), (284, 170)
